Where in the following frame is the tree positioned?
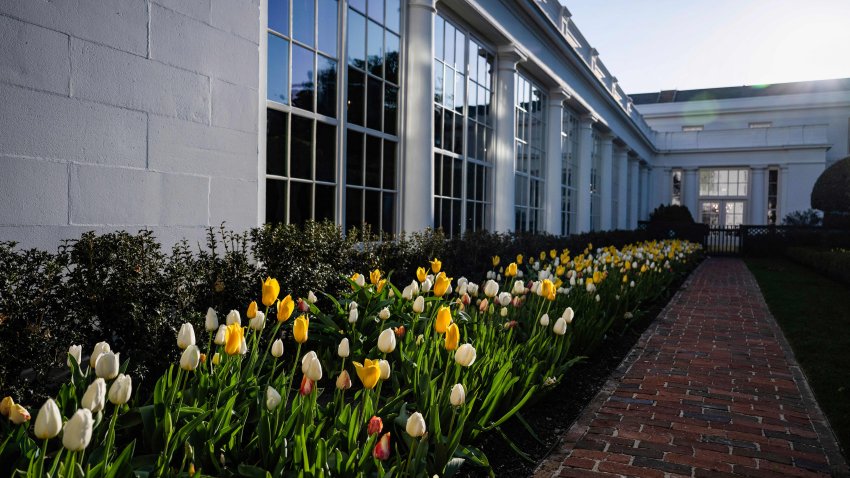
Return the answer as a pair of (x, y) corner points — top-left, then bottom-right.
(811, 156), (850, 228)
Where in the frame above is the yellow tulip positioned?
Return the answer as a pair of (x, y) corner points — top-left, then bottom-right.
(445, 323), (459, 351)
(277, 294), (295, 322)
(505, 262), (518, 277)
(539, 251), (545, 260)
(516, 254), (523, 265)
(224, 324), (243, 355)
(353, 359), (381, 389)
(294, 315), (309, 344)
(492, 255), (500, 267)
(370, 269), (382, 285)
(549, 249), (557, 259)
(435, 306), (452, 334)
(433, 273), (451, 297)
(246, 301), (258, 320)
(377, 279), (387, 294)
(416, 267), (427, 283)
(622, 274), (628, 283)
(262, 277), (280, 307)
(430, 258), (442, 273)
(541, 279), (556, 301)
(556, 265), (566, 276)
(593, 271), (604, 284)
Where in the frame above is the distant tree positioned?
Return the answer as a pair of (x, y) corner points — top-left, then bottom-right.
(782, 209), (822, 226)
(811, 156), (850, 228)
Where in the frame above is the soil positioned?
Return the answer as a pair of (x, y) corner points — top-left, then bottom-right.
(458, 279), (686, 478)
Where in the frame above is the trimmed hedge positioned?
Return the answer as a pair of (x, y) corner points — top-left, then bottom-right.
(785, 247), (850, 286)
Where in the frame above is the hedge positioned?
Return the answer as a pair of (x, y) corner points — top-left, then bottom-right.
(785, 247), (850, 287)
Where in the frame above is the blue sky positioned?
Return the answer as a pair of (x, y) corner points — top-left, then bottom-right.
(565, 0), (850, 93)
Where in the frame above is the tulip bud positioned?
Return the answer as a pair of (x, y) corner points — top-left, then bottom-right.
(177, 323), (196, 350)
(353, 273), (366, 287)
(0, 396), (14, 417)
(95, 351), (120, 380)
(299, 375), (314, 395)
(553, 317), (568, 336)
(461, 292), (471, 305)
(416, 334), (424, 346)
(478, 298), (489, 313)
(266, 386), (281, 411)
(249, 311), (266, 331)
(348, 307), (359, 324)
(214, 324), (227, 345)
(378, 307), (391, 320)
(294, 316), (309, 344)
(630, 281), (635, 288)
(297, 298), (309, 313)
(205, 307), (219, 332)
(212, 353), (221, 365)
(10, 403), (30, 424)
(226, 310), (241, 326)
(455, 343), (477, 367)
(467, 282), (479, 296)
(307, 291), (318, 304)
(450, 383), (465, 407)
(240, 337), (248, 355)
(561, 307), (575, 324)
(336, 370), (352, 390)
(301, 351), (323, 381)
(406, 412), (426, 438)
(394, 325), (406, 338)
(271, 339), (284, 358)
(373, 432), (391, 460)
(68, 344), (83, 368)
(595, 294), (601, 302)
(378, 359), (391, 380)
(412, 296), (425, 314)
(34, 399), (62, 439)
(378, 328), (396, 353)
(402, 284), (414, 300)
(540, 313), (550, 327)
(277, 295), (295, 322)
(262, 277), (281, 307)
(367, 415), (383, 436)
(500, 307), (508, 318)
(90, 341), (110, 368)
(82, 378), (106, 413)
(108, 374), (132, 405)
(62, 409), (93, 451)
(336, 338), (350, 358)
(180, 345), (201, 371)
(247, 301), (258, 320)
(483, 280), (499, 298)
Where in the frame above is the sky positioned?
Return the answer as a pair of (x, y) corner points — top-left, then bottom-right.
(565, 0), (850, 94)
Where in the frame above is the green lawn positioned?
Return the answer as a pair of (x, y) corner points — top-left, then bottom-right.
(746, 257), (850, 456)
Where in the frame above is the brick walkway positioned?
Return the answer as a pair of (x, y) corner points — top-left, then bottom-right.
(535, 258), (848, 478)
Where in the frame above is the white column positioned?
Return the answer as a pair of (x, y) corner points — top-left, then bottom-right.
(649, 167), (669, 214)
(575, 115), (596, 233)
(683, 167), (699, 220)
(628, 158), (640, 228)
(615, 148), (629, 229)
(639, 164), (649, 221)
(401, 0), (436, 232)
(779, 166), (789, 223)
(749, 166), (767, 225)
(599, 134), (614, 230)
(492, 45), (527, 232)
(544, 88), (569, 235)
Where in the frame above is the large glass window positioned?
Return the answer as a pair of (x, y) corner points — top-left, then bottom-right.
(561, 108), (579, 235)
(767, 168), (779, 225)
(432, 15), (494, 237)
(589, 131), (602, 231)
(698, 168), (749, 227)
(671, 169), (682, 205)
(514, 73), (546, 233)
(699, 169), (749, 197)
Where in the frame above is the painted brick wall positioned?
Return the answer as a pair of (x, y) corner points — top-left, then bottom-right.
(0, 0), (261, 250)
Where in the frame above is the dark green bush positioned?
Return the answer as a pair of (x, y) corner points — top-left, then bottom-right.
(648, 204), (695, 224)
(812, 156), (850, 229)
(783, 209), (822, 226)
(786, 247), (850, 286)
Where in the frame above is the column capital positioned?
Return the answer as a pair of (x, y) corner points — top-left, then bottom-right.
(600, 132), (614, 143)
(579, 114), (598, 128)
(547, 87), (571, 103)
(496, 44), (527, 70)
(407, 0), (436, 13)
(682, 166), (699, 172)
(750, 165), (769, 172)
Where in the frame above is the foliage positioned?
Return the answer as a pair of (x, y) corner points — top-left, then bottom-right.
(648, 204), (695, 224)
(785, 247), (850, 286)
(782, 209), (822, 226)
(811, 156), (850, 213)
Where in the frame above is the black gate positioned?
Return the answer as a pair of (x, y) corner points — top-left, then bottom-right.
(703, 225), (741, 255)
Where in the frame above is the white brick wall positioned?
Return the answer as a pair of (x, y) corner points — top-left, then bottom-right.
(0, 1), (260, 250)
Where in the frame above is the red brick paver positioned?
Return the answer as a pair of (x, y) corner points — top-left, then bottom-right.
(535, 258), (849, 478)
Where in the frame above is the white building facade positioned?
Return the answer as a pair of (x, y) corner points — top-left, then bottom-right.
(1, 0), (849, 250)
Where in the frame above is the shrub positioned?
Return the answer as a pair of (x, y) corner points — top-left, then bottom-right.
(786, 247), (850, 286)
(648, 204), (695, 224)
(782, 209), (822, 226)
(811, 156), (850, 228)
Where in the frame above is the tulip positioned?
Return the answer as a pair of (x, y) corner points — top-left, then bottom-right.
(348, 307), (359, 324)
(299, 375), (314, 395)
(249, 311), (265, 331)
(205, 308), (219, 331)
(450, 383), (465, 407)
(82, 378), (106, 413)
(421, 278), (432, 293)
(353, 359), (381, 389)
(0, 396), (13, 417)
(224, 323), (244, 355)
(212, 353), (221, 365)
(336, 370), (352, 390)
(378, 328), (396, 353)
(367, 416), (383, 435)
(180, 345), (201, 371)
(540, 313), (550, 327)
(293, 315), (309, 344)
(492, 255), (500, 267)
(90, 341), (110, 368)
(62, 409), (93, 452)
(541, 279), (556, 301)
(351, 273), (366, 287)
(500, 307), (508, 317)
(432, 307), (450, 335)
(108, 374), (132, 405)
(455, 343), (477, 367)
(406, 412), (426, 438)
(378, 359), (391, 380)
(562, 307), (575, 324)
(445, 323), (459, 351)
(266, 386), (281, 411)
(402, 284), (415, 300)
(240, 336), (248, 355)
(214, 324), (227, 345)
(277, 295), (295, 322)
(68, 344), (83, 368)
(595, 294), (600, 302)
(553, 317), (568, 335)
(412, 296), (425, 314)
(374, 432), (391, 460)
(370, 269), (381, 285)
(433, 273), (451, 297)
(297, 298), (309, 312)
(301, 351), (323, 381)
(478, 298), (489, 313)
(430, 258), (441, 273)
(95, 351), (120, 380)
(483, 279), (499, 298)
(394, 325), (406, 337)
(416, 267), (427, 283)
(34, 399), (62, 439)
(307, 290), (318, 304)
(498, 292), (512, 307)
(262, 277), (281, 307)
(271, 339), (284, 358)
(200, 353), (207, 363)
(516, 254), (524, 264)
(246, 301), (258, 320)
(377, 307), (391, 321)
(505, 262), (518, 277)
(226, 310), (241, 326)
(512, 280), (525, 295)
(337, 338), (350, 358)
(9, 404), (30, 424)
(461, 293), (471, 305)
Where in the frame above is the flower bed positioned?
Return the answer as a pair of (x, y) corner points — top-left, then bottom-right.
(0, 239), (701, 477)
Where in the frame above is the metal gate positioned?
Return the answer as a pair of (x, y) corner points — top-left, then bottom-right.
(703, 226), (741, 255)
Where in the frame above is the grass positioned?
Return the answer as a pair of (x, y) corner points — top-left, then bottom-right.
(746, 257), (850, 456)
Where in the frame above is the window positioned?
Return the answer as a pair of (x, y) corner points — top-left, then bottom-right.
(698, 168), (749, 227)
(344, 0), (401, 236)
(671, 169), (682, 205)
(589, 131), (602, 231)
(767, 168), (779, 225)
(266, 0), (340, 225)
(749, 121), (772, 128)
(433, 15), (494, 237)
(682, 125), (703, 132)
(514, 73), (546, 233)
(561, 108), (579, 235)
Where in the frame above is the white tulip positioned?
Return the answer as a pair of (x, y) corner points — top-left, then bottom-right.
(354, 274), (366, 287)
(177, 323), (196, 350)
(406, 412), (426, 437)
(307, 291), (318, 304)
(108, 374), (132, 405)
(266, 386), (281, 411)
(457, 283), (468, 296)
(410, 280), (420, 295)
(214, 324), (227, 345)
(445, 283), (453, 295)
(378, 328), (396, 353)
(562, 307), (574, 324)
(540, 313), (550, 327)
(450, 384), (465, 407)
(630, 281), (635, 288)
(378, 359), (391, 380)
(62, 409), (93, 451)
(180, 345), (201, 371)
(421, 278), (432, 293)
(586, 282), (596, 293)
(595, 294), (601, 302)
(455, 343), (477, 367)
(34, 399), (62, 439)
(271, 339), (284, 358)
(402, 284), (415, 300)
(348, 307), (359, 324)
(500, 307), (508, 317)
(569, 275), (576, 286)
(205, 307), (219, 331)
(467, 283), (479, 296)
(553, 317), (567, 335)
(95, 352), (120, 380)
(512, 280), (525, 295)
(498, 292), (512, 307)
(68, 344), (82, 368)
(483, 280), (499, 298)
(226, 310), (241, 326)
(349, 301), (358, 310)
(516, 270), (524, 278)
(239, 337), (248, 355)
(338, 338), (350, 358)
(304, 353), (323, 382)
(412, 296), (425, 314)
(82, 378), (106, 413)
(378, 307), (391, 320)
(90, 341), (110, 368)
(249, 311), (265, 331)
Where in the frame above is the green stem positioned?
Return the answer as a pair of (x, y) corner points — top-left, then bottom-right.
(102, 405), (120, 471)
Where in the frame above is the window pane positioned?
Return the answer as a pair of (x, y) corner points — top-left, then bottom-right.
(442, 110), (453, 152)
(434, 17), (444, 61)
(365, 189), (381, 230)
(347, 67), (364, 125)
(452, 199), (461, 236)
(349, 0), (365, 13)
(434, 106), (442, 149)
(444, 68), (454, 108)
(366, 135), (381, 188)
(367, 76), (382, 131)
(385, 31), (400, 84)
(317, 55), (337, 117)
(386, 0), (400, 32)
(345, 187), (363, 230)
(383, 140), (396, 189)
(289, 181), (312, 224)
(346, 130), (364, 185)
(384, 84), (397, 135)
(434, 62), (443, 104)
(466, 163), (475, 203)
(440, 198), (451, 232)
(382, 192), (395, 234)
(269, 0), (289, 36)
(292, 0), (314, 47)
(291, 44), (314, 111)
(367, 20), (384, 77)
(317, 0), (337, 57)
(266, 178), (287, 223)
(315, 184), (335, 221)
(452, 158), (462, 199)
(267, 34), (289, 104)
(290, 115), (312, 179)
(367, 0), (383, 22)
(455, 29), (464, 70)
(315, 121), (335, 182)
(347, 10), (366, 69)
(441, 156), (452, 198)
(266, 109), (288, 176)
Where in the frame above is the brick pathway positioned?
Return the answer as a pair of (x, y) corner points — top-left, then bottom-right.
(535, 258), (848, 478)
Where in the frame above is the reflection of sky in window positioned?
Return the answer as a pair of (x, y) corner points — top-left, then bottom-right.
(269, 0), (289, 35)
(268, 34), (289, 104)
(291, 45), (314, 111)
(347, 10), (365, 69)
(293, 0), (314, 47)
(318, 0), (337, 57)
